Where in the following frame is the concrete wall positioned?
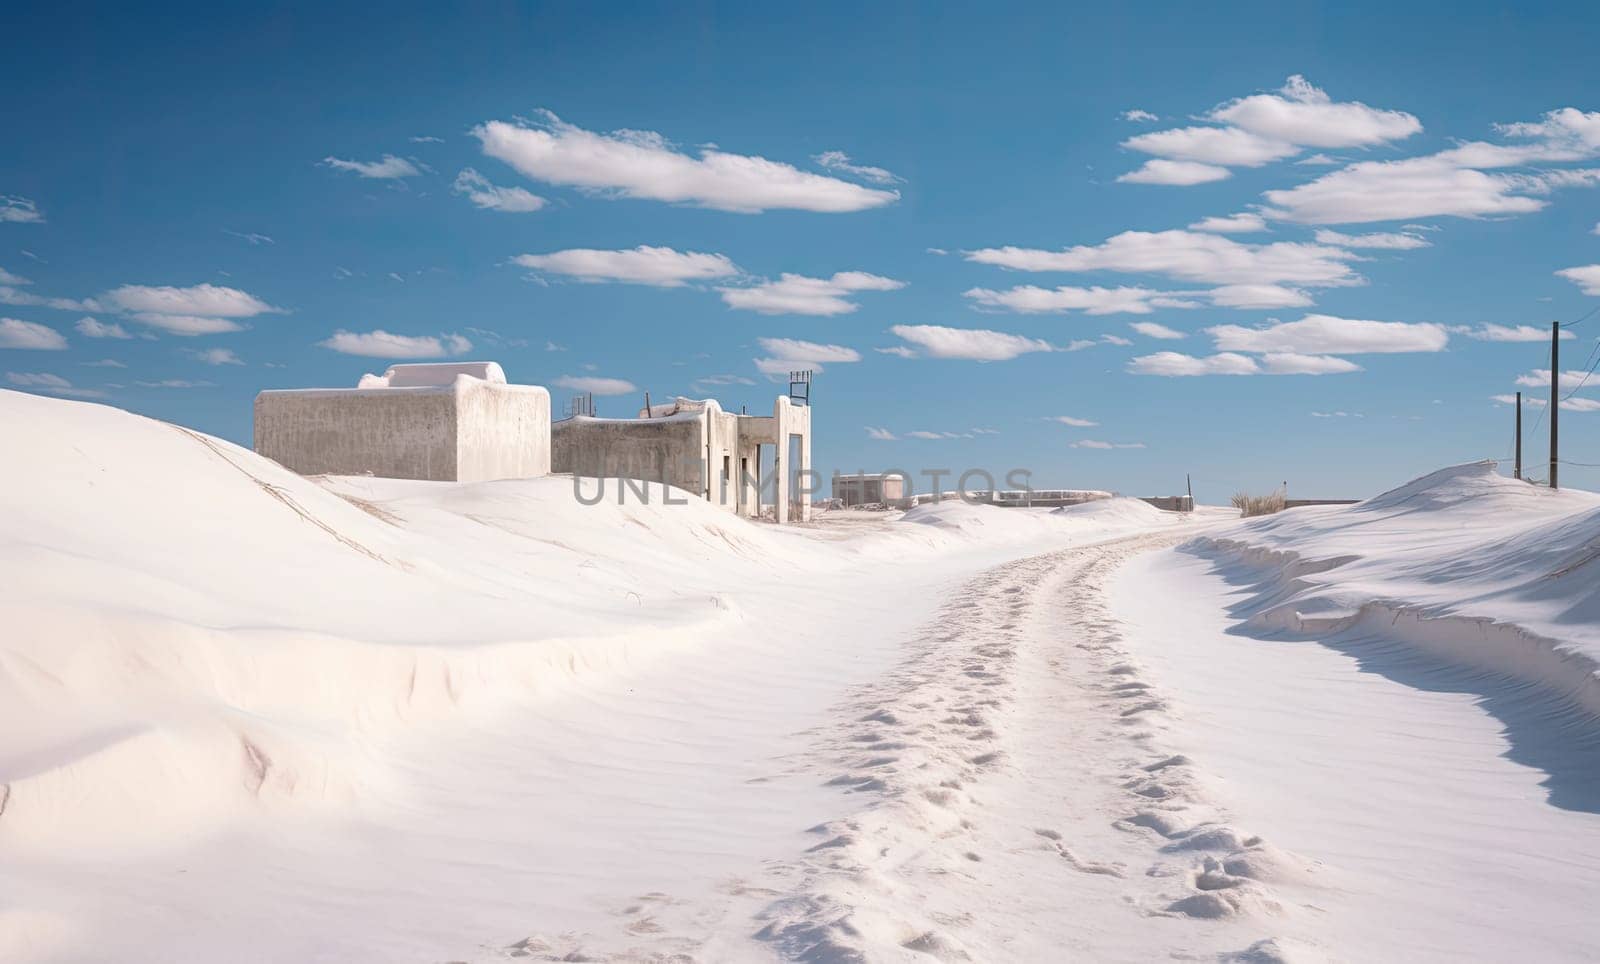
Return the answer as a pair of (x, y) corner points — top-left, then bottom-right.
(551, 415), (705, 494)
(254, 376), (550, 483)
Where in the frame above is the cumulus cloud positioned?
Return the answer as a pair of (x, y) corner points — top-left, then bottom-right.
(321, 154), (422, 179)
(0, 285), (101, 312)
(1121, 109), (1159, 123)
(1313, 229), (1432, 249)
(1262, 110), (1600, 224)
(0, 195), (43, 223)
(0, 317), (67, 350)
(1117, 159), (1232, 185)
(1207, 283), (1315, 308)
(963, 284), (1194, 315)
(1516, 368), (1600, 391)
(889, 324), (1055, 361)
(514, 246), (737, 287)
(104, 284), (281, 336)
(1206, 314), (1448, 353)
(75, 317), (131, 339)
(6, 371), (104, 398)
(1189, 212), (1268, 233)
(135, 379), (215, 389)
(82, 358), (126, 368)
(1557, 264), (1600, 295)
(0, 266), (29, 285)
(473, 111), (899, 213)
(452, 168), (547, 212)
(1208, 75), (1422, 149)
(720, 271), (903, 315)
(1130, 321), (1186, 339)
(319, 329), (472, 359)
(813, 151), (901, 185)
(752, 337), (861, 375)
(1493, 393), (1600, 412)
(1051, 415), (1098, 427)
(1128, 350), (1359, 376)
(1071, 439), (1146, 449)
(965, 230), (1362, 288)
(554, 374), (637, 396)
(1124, 126), (1298, 167)
(1462, 323), (1572, 342)
(865, 426), (897, 440)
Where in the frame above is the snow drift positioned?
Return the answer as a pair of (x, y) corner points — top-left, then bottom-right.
(1189, 460), (1600, 717)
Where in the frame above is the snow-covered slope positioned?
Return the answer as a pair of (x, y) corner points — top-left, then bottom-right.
(1189, 460), (1600, 715)
(0, 390), (1196, 962)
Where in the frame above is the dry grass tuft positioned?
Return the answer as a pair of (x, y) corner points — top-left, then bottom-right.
(1231, 490), (1287, 517)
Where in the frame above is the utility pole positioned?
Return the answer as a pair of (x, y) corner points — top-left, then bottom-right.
(1550, 321), (1560, 489)
(1514, 391), (1523, 480)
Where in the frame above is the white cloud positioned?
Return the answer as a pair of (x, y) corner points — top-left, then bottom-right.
(813, 151), (901, 185)
(0, 317), (67, 350)
(1263, 154), (1600, 225)
(691, 374), (757, 388)
(963, 284), (1192, 315)
(1313, 229), (1431, 249)
(1101, 333), (1133, 346)
(223, 230), (274, 245)
(452, 168), (547, 212)
(1261, 352), (1363, 374)
(0, 266), (29, 285)
(1557, 264), (1600, 295)
(1207, 314), (1448, 353)
(514, 246), (737, 287)
(1117, 159), (1232, 185)
(0, 196), (43, 223)
(319, 329), (472, 359)
(1516, 368), (1600, 391)
(82, 358), (125, 368)
(554, 374), (637, 396)
(183, 347), (244, 365)
(1296, 154), (1342, 166)
(105, 284), (279, 329)
(1189, 212), (1268, 234)
(889, 324), (1054, 361)
(1311, 411), (1364, 418)
(1207, 283), (1315, 308)
(1130, 321), (1186, 339)
(135, 379), (214, 389)
(865, 426), (897, 440)
(1124, 125), (1297, 167)
(1071, 439), (1146, 449)
(1209, 75), (1422, 149)
(965, 230), (1362, 288)
(1121, 109), (1159, 123)
(720, 271), (903, 315)
(1492, 393), (1600, 412)
(0, 285), (101, 312)
(321, 154), (422, 179)
(75, 316), (131, 339)
(1051, 415), (1098, 427)
(410, 135), (445, 144)
(6, 371), (104, 398)
(876, 345), (918, 358)
(752, 337), (861, 375)
(1463, 323), (1572, 342)
(1128, 350), (1358, 376)
(473, 112), (899, 213)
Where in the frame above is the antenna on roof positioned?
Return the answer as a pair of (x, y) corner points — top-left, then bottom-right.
(567, 393), (594, 418)
(789, 369), (812, 406)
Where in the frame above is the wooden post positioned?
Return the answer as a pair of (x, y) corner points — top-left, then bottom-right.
(1550, 322), (1560, 489)
(1515, 391), (1523, 480)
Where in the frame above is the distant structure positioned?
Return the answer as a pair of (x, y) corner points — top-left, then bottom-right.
(833, 472), (907, 507)
(253, 361), (551, 482)
(551, 394), (813, 524)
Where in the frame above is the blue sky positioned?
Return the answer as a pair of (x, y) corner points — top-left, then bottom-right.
(3, 2), (1600, 501)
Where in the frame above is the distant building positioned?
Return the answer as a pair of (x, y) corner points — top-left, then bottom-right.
(551, 395), (814, 524)
(832, 472), (907, 507)
(253, 362), (550, 482)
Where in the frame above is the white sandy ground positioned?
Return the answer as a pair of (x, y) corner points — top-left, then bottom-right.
(3, 391), (1599, 961)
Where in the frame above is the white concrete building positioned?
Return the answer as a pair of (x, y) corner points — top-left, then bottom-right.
(832, 472), (907, 507)
(551, 395), (813, 523)
(254, 362), (550, 482)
